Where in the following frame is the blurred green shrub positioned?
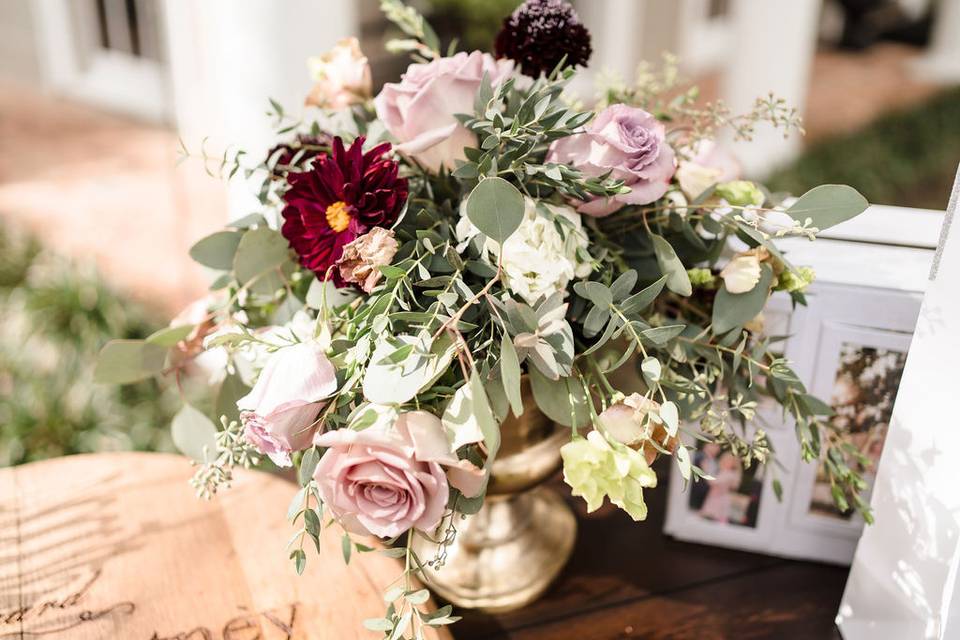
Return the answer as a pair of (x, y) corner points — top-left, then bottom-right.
(768, 87), (960, 210)
(426, 0), (521, 52)
(0, 221), (176, 466)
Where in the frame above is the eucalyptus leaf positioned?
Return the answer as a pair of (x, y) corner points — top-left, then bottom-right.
(500, 334), (524, 417)
(94, 339), (167, 384)
(610, 270), (638, 301)
(171, 404), (218, 462)
(233, 227), (290, 289)
(362, 333), (455, 405)
(468, 369), (500, 464)
(305, 278), (361, 311)
(677, 445), (692, 481)
(215, 371), (250, 423)
(442, 381), (486, 451)
(189, 230), (243, 270)
(574, 281), (612, 307)
(364, 619), (394, 632)
(659, 401), (679, 437)
(651, 234), (692, 296)
(146, 324), (195, 347)
(465, 177), (524, 243)
(529, 369), (590, 428)
(641, 324), (686, 346)
(298, 448), (320, 486)
(342, 533), (352, 564)
(641, 357), (661, 383)
(785, 184), (869, 230)
(620, 276), (667, 315)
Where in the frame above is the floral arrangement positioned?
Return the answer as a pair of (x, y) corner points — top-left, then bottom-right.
(96, 0), (872, 635)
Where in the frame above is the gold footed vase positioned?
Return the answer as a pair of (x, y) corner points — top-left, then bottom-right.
(411, 382), (577, 612)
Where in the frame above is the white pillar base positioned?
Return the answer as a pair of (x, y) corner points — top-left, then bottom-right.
(837, 166), (960, 639)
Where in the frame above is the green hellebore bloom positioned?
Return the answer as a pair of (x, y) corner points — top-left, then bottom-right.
(560, 430), (658, 521)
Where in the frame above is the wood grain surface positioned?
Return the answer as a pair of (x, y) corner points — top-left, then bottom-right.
(0, 452), (450, 640)
(456, 458), (848, 639)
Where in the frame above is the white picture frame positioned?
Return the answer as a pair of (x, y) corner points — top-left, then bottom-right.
(664, 204), (942, 565)
(772, 300), (916, 564)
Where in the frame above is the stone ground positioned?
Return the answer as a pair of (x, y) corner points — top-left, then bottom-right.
(0, 43), (945, 314)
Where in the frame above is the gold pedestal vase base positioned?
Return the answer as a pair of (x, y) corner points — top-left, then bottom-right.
(413, 485), (577, 613)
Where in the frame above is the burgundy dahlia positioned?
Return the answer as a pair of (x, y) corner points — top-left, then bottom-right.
(281, 136), (408, 281)
(494, 0), (592, 78)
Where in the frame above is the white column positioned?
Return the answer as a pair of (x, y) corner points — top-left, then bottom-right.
(720, 0), (822, 177)
(161, 0), (358, 218)
(837, 166), (960, 639)
(570, 0), (646, 98)
(914, 0), (960, 82)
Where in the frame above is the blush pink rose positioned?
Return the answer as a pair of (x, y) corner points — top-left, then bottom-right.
(305, 37), (372, 110)
(313, 410), (485, 538)
(374, 51), (513, 173)
(237, 341), (338, 467)
(548, 104), (676, 216)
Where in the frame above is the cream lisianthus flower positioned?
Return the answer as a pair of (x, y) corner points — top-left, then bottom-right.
(306, 37), (372, 109)
(560, 430), (658, 521)
(456, 197), (593, 304)
(719, 247), (770, 294)
(676, 161), (723, 201)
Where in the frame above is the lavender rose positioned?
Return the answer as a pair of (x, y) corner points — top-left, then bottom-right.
(374, 51), (513, 173)
(314, 410), (485, 538)
(548, 104), (676, 216)
(237, 341), (338, 467)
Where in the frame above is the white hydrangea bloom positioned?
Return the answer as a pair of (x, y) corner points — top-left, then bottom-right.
(456, 197), (593, 304)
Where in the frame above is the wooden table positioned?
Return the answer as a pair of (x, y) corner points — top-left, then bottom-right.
(1, 453), (846, 639)
(456, 459), (849, 640)
(0, 453), (448, 640)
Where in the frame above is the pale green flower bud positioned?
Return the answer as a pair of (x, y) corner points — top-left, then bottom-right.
(687, 267), (717, 289)
(716, 180), (764, 208)
(777, 266), (816, 293)
(560, 430), (658, 521)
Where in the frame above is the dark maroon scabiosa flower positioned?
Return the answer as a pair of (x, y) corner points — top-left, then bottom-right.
(494, 0), (592, 78)
(280, 136), (408, 282)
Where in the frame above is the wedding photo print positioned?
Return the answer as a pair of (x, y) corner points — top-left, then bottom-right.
(808, 343), (907, 521)
(2, 0), (959, 638)
(689, 441), (765, 528)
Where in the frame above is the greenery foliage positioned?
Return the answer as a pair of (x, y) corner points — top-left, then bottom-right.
(0, 221), (176, 466)
(768, 86), (960, 210)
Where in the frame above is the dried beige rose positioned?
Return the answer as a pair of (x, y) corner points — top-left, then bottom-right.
(336, 227), (399, 293)
(599, 393), (678, 465)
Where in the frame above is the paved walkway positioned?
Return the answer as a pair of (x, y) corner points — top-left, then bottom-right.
(0, 80), (227, 314)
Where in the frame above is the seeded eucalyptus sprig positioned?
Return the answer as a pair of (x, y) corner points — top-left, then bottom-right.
(454, 67), (629, 201)
(381, 0), (442, 61)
